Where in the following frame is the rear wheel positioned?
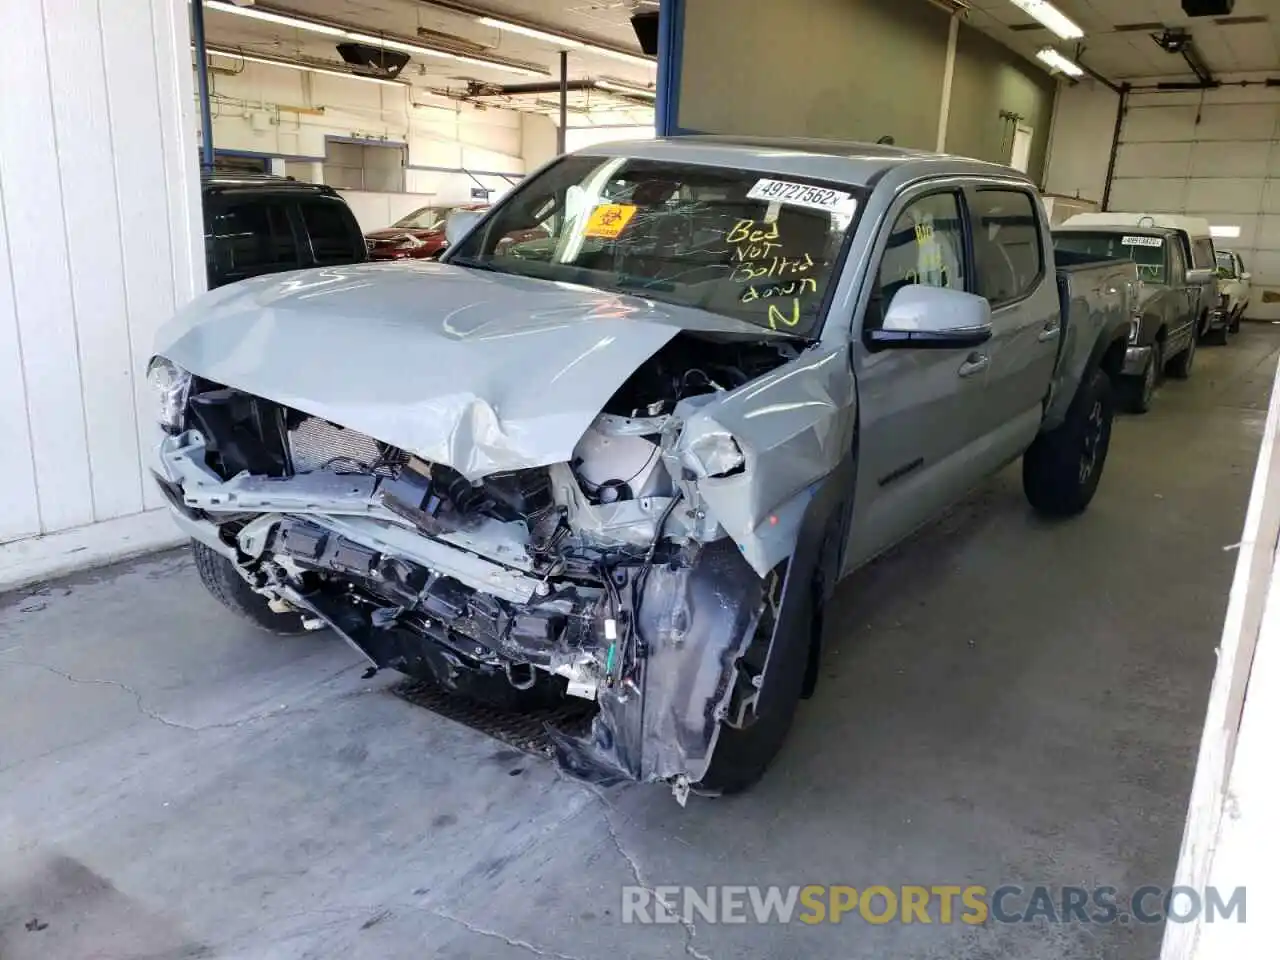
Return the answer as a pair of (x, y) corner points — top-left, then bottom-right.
(1023, 367), (1114, 517)
(1166, 332), (1196, 380)
(695, 569), (811, 796)
(192, 540), (309, 634)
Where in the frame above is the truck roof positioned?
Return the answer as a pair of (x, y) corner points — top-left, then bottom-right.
(1054, 222), (1182, 238)
(1060, 212), (1212, 237)
(578, 136), (1032, 190)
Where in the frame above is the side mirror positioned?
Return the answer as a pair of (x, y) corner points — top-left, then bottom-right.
(866, 285), (993, 349)
(1242, 271), (1253, 282)
(444, 209), (485, 247)
(1186, 267), (1215, 286)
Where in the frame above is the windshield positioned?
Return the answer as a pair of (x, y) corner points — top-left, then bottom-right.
(1216, 250), (1237, 277)
(393, 206), (448, 230)
(447, 155), (863, 336)
(1053, 231), (1166, 284)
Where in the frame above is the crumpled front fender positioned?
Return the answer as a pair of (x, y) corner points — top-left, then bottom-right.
(550, 539), (765, 786)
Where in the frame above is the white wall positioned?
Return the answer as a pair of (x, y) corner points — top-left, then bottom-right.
(1044, 80), (1119, 204)
(0, 0), (201, 544)
(1045, 77), (1280, 320)
(1113, 84), (1280, 321)
(208, 61), (529, 210)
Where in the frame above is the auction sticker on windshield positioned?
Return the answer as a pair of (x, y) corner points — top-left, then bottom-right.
(1121, 235), (1163, 247)
(747, 179), (856, 214)
(584, 203), (638, 239)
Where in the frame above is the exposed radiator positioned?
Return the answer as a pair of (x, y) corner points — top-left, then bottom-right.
(288, 417), (404, 475)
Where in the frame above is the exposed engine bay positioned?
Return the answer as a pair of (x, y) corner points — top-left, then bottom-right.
(150, 328), (851, 794)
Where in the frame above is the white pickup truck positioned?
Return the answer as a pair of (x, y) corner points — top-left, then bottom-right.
(147, 138), (1133, 797)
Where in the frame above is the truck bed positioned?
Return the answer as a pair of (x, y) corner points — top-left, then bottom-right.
(1044, 257), (1136, 430)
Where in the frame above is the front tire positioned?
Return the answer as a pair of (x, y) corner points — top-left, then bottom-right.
(1023, 367), (1114, 517)
(695, 570), (811, 796)
(1125, 340), (1161, 413)
(191, 540), (309, 634)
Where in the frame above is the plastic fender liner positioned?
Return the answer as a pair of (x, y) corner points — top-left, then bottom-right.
(549, 539), (766, 786)
(755, 450), (855, 716)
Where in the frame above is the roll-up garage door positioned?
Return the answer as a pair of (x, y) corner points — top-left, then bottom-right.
(1110, 87), (1280, 321)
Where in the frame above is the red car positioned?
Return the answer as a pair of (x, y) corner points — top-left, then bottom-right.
(365, 204), (486, 260)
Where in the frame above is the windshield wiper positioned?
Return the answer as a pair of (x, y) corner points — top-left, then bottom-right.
(447, 256), (503, 274)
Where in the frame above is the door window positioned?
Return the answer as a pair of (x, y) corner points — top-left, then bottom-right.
(871, 191), (967, 326)
(1168, 240), (1186, 281)
(971, 190), (1043, 306)
(208, 200), (298, 281)
(1190, 237), (1216, 270)
(298, 198), (365, 266)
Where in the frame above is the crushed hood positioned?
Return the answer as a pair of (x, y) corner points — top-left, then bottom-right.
(154, 261), (776, 479)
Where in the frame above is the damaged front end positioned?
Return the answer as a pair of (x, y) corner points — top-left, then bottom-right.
(150, 329), (853, 793)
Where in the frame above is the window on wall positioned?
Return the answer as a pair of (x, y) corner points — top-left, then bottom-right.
(283, 160), (318, 183)
(323, 140), (405, 192)
(971, 190), (1043, 306)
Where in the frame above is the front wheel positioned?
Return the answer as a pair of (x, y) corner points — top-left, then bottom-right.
(695, 569), (811, 796)
(192, 540), (309, 634)
(1023, 367), (1114, 518)
(1125, 340), (1161, 413)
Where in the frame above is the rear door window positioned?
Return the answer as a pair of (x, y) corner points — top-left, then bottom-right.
(297, 197), (366, 266)
(207, 199), (299, 284)
(971, 189), (1043, 306)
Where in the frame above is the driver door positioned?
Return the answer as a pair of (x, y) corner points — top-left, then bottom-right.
(843, 184), (992, 570)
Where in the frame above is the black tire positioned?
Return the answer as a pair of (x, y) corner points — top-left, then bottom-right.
(1229, 309), (1242, 334)
(695, 571), (811, 796)
(191, 540), (309, 634)
(1125, 339), (1161, 413)
(1166, 332), (1196, 380)
(1023, 367), (1114, 518)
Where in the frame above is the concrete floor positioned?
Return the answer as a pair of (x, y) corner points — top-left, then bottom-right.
(2, 326), (1276, 960)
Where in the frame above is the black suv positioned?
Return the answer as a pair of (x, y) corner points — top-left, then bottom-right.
(202, 172), (367, 289)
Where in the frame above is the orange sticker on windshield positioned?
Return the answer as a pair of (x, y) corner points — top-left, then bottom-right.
(584, 203), (638, 238)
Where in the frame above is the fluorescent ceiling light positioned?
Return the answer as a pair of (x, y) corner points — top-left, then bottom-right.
(594, 78), (656, 99)
(205, 0), (346, 36)
(202, 1), (546, 77)
(1211, 225), (1241, 238)
(1010, 0), (1083, 40)
(1037, 46), (1084, 77)
(206, 46), (408, 86)
(475, 13), (653, 67)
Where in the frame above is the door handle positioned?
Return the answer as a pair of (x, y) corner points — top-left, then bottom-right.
(958, 353), (989, 378)
(1038, 322), (1061, 343)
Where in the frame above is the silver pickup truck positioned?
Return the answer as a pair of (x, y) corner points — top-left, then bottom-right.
(147, 139), (1132, 799)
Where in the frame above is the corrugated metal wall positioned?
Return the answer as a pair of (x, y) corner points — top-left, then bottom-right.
(0, 0), (202, 543)
(1110, 86), (1280, 321)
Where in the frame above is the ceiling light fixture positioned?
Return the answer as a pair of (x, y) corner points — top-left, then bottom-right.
(474, 14), (653, 66)
(594, 78), (656, 99)
(1010, 0), (1084, 40)
(203, 0), (547, 77)
(1036, 46), (1084, 77)
(205, 46), (409, 86)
